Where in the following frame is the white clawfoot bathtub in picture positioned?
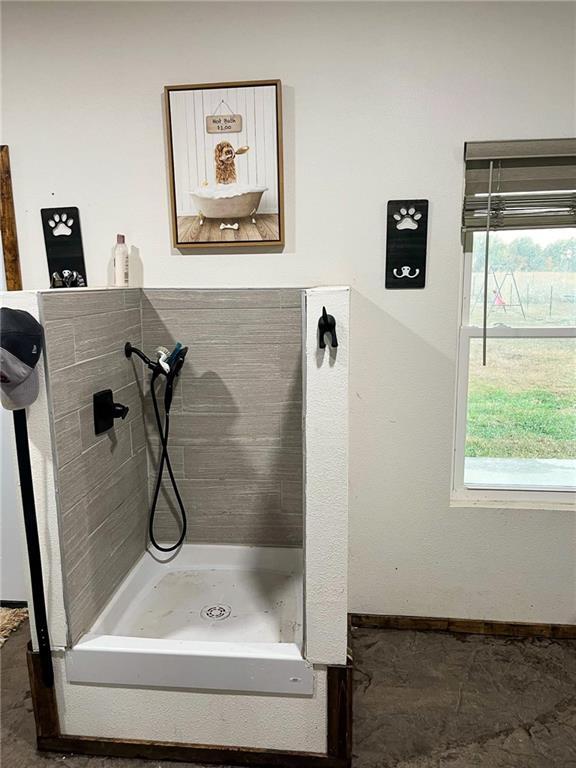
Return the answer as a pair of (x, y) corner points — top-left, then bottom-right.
(190, 183), (267, 225)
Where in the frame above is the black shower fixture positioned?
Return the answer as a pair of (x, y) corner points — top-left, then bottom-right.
(125, 340), (189, 552)
(93, 389), (129, 435)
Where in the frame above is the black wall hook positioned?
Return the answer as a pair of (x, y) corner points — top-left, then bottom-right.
(318, 306), (338, 349)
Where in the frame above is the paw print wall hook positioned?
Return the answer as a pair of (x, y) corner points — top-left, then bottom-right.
(393, 207), (422, 231)
(318, 306), (338, 349)
(48, 212), (74, 237)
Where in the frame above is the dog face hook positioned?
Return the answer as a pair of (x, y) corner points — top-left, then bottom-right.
(393, 265), (420, 279)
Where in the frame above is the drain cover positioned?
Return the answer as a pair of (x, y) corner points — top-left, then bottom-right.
(201, 604), (231, 621)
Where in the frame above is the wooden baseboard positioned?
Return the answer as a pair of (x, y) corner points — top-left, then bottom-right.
(27, 643), (352, 768)
(37, 735), (347, 768)
(26, 642), (59, 738)
(327, 662), (353, 764)
(0, 600), (27, 608)
(349, 613), (576, 639)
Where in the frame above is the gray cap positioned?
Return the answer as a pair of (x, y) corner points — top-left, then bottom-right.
(0, 307), (43, 410)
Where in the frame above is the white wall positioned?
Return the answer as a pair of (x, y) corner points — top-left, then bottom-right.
(0, 245), (27, 602)
(0, 290), (67, 646)
(0, 403), (27, 601)
(2, 1), (575, 623)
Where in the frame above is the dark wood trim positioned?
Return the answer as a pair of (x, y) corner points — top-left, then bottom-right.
(26, 642), (60, 738)
(0, 599), (27, 608)
(327, 659), (353, 763)
(27, 643), (352, 768)
(37, 736), (346, 768)
(350, 613), (576, 639)
(0, 145), (23, 290)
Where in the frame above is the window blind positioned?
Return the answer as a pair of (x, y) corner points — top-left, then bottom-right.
(463, 138), (576, 231)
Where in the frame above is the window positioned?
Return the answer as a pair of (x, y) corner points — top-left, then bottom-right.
(454, 140), (576, 500)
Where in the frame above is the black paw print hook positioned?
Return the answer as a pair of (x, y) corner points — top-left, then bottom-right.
(318, 306), (338, 349)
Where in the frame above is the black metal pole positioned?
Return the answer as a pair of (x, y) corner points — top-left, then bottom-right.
(12, 408), (54, 687)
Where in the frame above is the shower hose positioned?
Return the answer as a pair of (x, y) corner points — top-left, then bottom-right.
(148, 369), (188, 552)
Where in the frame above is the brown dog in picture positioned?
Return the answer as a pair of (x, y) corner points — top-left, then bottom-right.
(214, 141), (237, 185)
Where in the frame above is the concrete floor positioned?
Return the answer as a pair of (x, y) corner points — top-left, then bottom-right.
(2, 622), (576, 767)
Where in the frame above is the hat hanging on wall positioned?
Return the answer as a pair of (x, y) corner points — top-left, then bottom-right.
(0, 307), (44, 410)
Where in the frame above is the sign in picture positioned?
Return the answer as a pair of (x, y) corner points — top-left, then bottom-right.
(206, 114), (242, 133)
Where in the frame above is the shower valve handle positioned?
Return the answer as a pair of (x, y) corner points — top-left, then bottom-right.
(93, 389), (130, 435)
(113, 403), (129, 420)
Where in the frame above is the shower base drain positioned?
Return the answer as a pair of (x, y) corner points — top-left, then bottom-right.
(201, 604), (231, 621)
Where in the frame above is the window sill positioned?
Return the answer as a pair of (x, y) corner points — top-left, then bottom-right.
(450, 494), (576, 512)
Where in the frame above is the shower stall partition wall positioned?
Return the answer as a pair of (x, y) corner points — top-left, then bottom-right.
(6, 286), (351, 767)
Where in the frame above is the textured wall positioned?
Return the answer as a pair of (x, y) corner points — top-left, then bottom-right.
(40, 288), (148, 643)
(5, 2), (574, 622)
(304, 288), (349, 665)
(53, 656), (327, 750)
(141, 288), (303, 547)
(0, 290), (68, 649)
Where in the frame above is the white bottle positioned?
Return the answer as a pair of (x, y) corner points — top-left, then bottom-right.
(113, 234), (129, 287)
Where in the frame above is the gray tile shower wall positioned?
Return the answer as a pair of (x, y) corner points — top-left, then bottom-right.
(40, 289), (147, 644)
(40, 287), (303, 643)
(142, 289), (304, 547)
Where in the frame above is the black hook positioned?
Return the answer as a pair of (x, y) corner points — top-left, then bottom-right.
(318, 306), (338, 349)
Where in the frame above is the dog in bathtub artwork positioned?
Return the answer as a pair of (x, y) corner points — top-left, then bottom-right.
(214, 140), (245, 185)
(165, 81), (284, 248)
(191, 141), (267, 232)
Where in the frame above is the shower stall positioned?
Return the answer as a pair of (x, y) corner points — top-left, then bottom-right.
(6, 286), (350, 766)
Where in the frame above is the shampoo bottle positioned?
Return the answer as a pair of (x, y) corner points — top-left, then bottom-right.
(113, 234), (129, 287)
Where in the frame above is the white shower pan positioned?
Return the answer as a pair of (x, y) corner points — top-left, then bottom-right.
(65, 544), (312, 695)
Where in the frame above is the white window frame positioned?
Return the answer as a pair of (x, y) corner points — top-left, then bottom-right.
(452, 231), (576, 507)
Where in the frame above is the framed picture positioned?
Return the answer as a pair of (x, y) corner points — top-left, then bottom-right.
(165, 80), (284, 249)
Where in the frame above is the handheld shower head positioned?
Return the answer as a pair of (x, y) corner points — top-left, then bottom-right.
(164, 345), (188, 412)
(125, 341), (188, 382)
(173, 345), (188, 367)
(166, 343), (183, 367)
(156, 346), (170, 374)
